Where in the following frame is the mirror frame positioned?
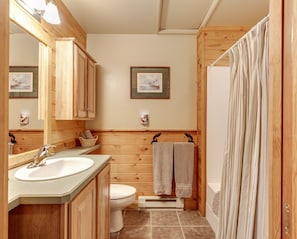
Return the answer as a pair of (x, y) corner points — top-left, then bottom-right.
(9, 0), (53, 169)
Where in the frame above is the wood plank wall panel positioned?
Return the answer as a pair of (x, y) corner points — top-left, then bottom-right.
(268, 0), (282, 237)
(90, 130), (199, 209)
(283, 0), (297, 237)
(41, 0), (86, 47)
(8, 130), (44, 154)
(0, 0), (9, 238)
(196, 26), (249, 215)
(47, 0), (87, 151)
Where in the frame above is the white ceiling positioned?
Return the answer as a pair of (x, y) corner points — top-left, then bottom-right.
(61, 0), (269, 35)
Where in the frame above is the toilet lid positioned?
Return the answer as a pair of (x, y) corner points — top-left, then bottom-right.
(110, 184), (136, 200)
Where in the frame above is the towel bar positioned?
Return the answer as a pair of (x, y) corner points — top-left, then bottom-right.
(151, 132), (161, 144)
(184, 132), (194, 143)
(150, 132), (195, 143)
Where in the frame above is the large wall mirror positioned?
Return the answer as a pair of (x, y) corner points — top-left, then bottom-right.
(9, 0), (52, 168)
(9, 21), (44, 155)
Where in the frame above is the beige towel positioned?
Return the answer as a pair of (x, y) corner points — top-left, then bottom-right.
(152, 142), (174, 195)
(173, 142), (194, 198)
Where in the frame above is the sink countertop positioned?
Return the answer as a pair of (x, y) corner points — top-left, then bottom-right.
(8, 146), (111, 211)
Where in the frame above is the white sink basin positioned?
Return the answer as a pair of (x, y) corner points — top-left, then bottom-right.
(14, 156), (94, 181)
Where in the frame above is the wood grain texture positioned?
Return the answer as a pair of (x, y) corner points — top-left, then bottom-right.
(9, 205), (64, 239)
(267, 0), (282, 238)
(55, 40), (75, 119)
(38, 43), (50, 120)
(48, 5), (88, 148)
(91, 130), (198, 210)
(8, 130), (44, 154)
(54, 39), (96, 145)
(42, 0), (86, 47)
(96, 164), (110, 239)
(70, 179), (96, 239)
(0, 0), (9, 238)
(196, 26), (249, 215)
(283, 0), (297, 237)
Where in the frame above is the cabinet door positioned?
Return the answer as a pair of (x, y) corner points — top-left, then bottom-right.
(74, 45), (88, 119)
(97, 164), (110, 239)
(70, 179), (96, 239)
(9, 205), (65, 239)
(87, 58), (96, 119)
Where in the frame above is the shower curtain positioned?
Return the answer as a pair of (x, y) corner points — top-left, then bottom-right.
(216, 17), (269, 239)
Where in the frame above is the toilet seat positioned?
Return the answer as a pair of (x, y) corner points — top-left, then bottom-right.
(110, 184), (136, 200)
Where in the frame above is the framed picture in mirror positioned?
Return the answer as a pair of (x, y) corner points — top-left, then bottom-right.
(9, 66), (38, 98)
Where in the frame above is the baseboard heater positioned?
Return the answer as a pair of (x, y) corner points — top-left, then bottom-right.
(138, 196), (184, 210)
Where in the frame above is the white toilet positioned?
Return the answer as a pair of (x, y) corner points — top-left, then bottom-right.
(110, 184), (136, 233)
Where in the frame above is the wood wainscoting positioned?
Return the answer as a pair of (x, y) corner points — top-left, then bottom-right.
(90, 130), (199, 210)
(8, 130), (44, 154)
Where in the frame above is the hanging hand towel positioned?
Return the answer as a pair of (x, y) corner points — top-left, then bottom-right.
(152, 142), (174, 195)
(174, 142), (194, 198)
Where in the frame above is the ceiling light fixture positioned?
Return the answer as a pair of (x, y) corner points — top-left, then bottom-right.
(16, 0), (61, 25)
(29, 0), (47, 11)
(43, 1), (61, 24)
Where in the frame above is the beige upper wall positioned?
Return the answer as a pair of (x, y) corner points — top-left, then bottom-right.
(9, 33), (38, 65)
(86, 34), (197, 130)
(9, 33), (43, 130)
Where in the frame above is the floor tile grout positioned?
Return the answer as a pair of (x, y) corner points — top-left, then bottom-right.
(111, 209), (215, 239)
(176, 210), (186, 239)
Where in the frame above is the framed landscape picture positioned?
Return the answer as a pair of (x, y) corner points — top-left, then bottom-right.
(130, 66), (170, 99)
(9, 66), (38, 98)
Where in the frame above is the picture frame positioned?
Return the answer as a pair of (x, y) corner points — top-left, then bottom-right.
(9, 66), (38, 98)
(130, 66), (170, 99)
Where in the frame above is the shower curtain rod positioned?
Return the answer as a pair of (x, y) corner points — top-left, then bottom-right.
(209, 15), (270, 67)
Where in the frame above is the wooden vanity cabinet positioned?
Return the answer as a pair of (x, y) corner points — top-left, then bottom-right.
(96, 164), (110, 239)
(9, 164), (110, 239)
(69, 179), (96, 239)
(9, 204), (65, 238)
(69, 164), (110, 239)
(56, 38), (96, 120)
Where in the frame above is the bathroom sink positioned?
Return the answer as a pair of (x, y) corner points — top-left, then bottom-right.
(14, 156), (94, 181)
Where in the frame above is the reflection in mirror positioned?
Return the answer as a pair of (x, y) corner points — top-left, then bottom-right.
(9, 22), (44, 154)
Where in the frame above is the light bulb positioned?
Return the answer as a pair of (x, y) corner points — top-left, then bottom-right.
(43, 2), (61, 24)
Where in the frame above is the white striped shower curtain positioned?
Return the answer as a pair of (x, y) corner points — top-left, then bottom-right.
(216, 17), (269, 239)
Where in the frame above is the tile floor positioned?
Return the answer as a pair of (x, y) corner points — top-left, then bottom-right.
(110, 210), (215, 239)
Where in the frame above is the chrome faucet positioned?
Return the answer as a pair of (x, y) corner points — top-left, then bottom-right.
(27, 145), (56, 168)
